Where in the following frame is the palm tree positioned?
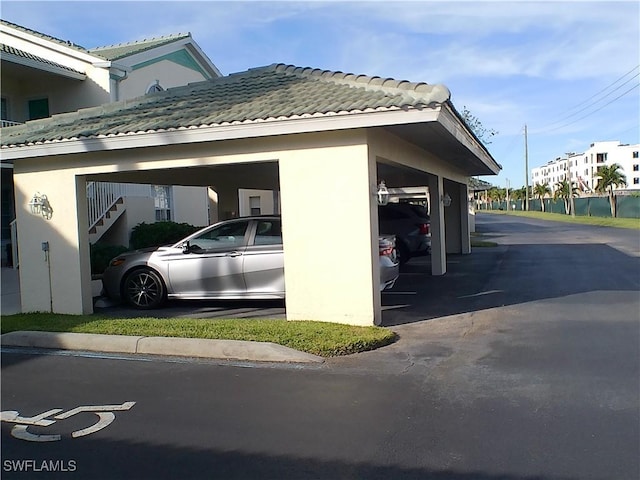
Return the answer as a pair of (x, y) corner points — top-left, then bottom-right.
(486, 187), (501, 209)
(533, 182), (551, 212)
(511, 186), (528, 210)
(595, 164), (627, 218)
(554, 180), (579, 215)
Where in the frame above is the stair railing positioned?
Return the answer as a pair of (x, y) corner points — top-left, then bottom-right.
(87, 182), (153, 231)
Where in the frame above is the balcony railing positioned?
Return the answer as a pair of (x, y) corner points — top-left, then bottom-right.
(1, 120), (23, 128)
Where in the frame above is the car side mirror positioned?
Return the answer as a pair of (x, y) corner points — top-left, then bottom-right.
(181, 241), (190, 254)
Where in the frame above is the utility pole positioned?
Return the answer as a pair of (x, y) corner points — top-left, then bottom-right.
(505, 178), (510, 211)
(524, 124), (529, 211)
(565, 154), (576, 217)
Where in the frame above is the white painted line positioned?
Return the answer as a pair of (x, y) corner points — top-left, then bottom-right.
(11, 425), (60, 442)
(382, 291), (417, 295)
(71, 412), (115, 438)
(54, 402), (136, 419)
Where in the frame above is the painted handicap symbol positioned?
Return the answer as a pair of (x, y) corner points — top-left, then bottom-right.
(1, 402), (135, 442)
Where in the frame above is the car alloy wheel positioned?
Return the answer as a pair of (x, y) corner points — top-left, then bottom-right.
(123, 268), (166, 309)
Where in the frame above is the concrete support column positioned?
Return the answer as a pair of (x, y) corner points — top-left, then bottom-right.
(14, 170), (92, 314)
(215, 184), (240, 220)
(460, 183), (471, 254)
(428, 175), (446, 276)
(278, 141), (381, 326)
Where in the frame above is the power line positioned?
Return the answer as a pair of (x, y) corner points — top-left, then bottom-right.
(544, 64), (640, 127)
(533, 82), (639, 135)
(545, 71), (639, 128)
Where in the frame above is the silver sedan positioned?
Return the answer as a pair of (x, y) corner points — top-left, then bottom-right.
(102, 216), (399, 309)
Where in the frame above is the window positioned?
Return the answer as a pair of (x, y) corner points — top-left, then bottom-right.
(596, 153), (607, 163)
(249, 196), (261, 216)
(633, 151), (639, 159)
(253, 219), (282, 246)
(1, 98), (7, 120)
(633, 165), (639, 172)
(152, 185), (172, 221)
(146, 80), (164, 94)
(634, 178), (640, 185)
(189, 220), (249, 251)
(28, 98), (49, 120)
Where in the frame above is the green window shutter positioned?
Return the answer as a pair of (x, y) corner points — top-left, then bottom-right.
(28, 98), (50, 120)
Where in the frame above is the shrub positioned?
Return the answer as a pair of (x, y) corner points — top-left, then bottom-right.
(90, 243), (129, 275)
(130, 221), (200, 250)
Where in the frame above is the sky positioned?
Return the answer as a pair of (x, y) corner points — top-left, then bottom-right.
(2, 0), (639, 188)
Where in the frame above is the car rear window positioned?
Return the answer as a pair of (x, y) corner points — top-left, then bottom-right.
(253, 220), (282, 246)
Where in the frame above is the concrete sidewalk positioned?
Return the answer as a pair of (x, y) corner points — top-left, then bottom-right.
(0, 331), (324, 363)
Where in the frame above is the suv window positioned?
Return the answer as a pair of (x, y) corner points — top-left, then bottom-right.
(379, 205), (412, 220)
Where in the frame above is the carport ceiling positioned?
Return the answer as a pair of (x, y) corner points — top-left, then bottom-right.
(89, 162), (280, 190)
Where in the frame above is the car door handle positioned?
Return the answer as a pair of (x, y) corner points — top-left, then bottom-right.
(226, 251), (243, 257)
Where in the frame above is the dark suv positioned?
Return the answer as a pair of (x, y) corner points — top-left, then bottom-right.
(378, 203), (431, 265)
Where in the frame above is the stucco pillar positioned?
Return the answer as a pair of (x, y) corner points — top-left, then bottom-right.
(14, 170), (93, 314)
(460, 183), (471, 254)
(428, 175), (446, 276)
(278, 142), (381, 326)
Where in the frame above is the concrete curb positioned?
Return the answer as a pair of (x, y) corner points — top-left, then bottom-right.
(0, 331), (325, 364)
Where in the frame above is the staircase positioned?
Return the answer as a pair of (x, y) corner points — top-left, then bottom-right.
(87, 182), (153, 243)
(88, 197), (126, 244)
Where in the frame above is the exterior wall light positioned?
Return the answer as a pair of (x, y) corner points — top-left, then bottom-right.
(442, 193), (452, 207)
(29, 192), (54, 220)
(377, 181), (390, 206)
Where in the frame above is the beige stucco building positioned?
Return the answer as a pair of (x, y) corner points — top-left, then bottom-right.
(1, 19), (221, 261)
(2, 61), (500, 326)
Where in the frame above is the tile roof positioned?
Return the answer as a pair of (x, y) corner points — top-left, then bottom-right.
(0, 43), (85, 76)
(89, 33), (191, 60)
(0, 63), (451, 149)
(0, 19), (89, 52)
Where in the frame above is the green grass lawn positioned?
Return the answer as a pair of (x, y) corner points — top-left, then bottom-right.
(1, 313), (397, 357)
(480, 210), (640, 229)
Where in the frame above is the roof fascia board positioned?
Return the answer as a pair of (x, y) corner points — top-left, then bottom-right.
(116, 38), (221, 78)
(2, 52), (87, 80)
(2, 108), (441, 161)
(1, 24), (106, 64)
(437, 104), (501, 174)
(185, 41), (222, 77)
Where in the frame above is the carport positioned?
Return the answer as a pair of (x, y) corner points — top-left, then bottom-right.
(1, 64), (500, 326)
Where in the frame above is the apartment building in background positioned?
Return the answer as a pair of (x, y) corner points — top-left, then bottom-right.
(531, 141), (640, 194)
